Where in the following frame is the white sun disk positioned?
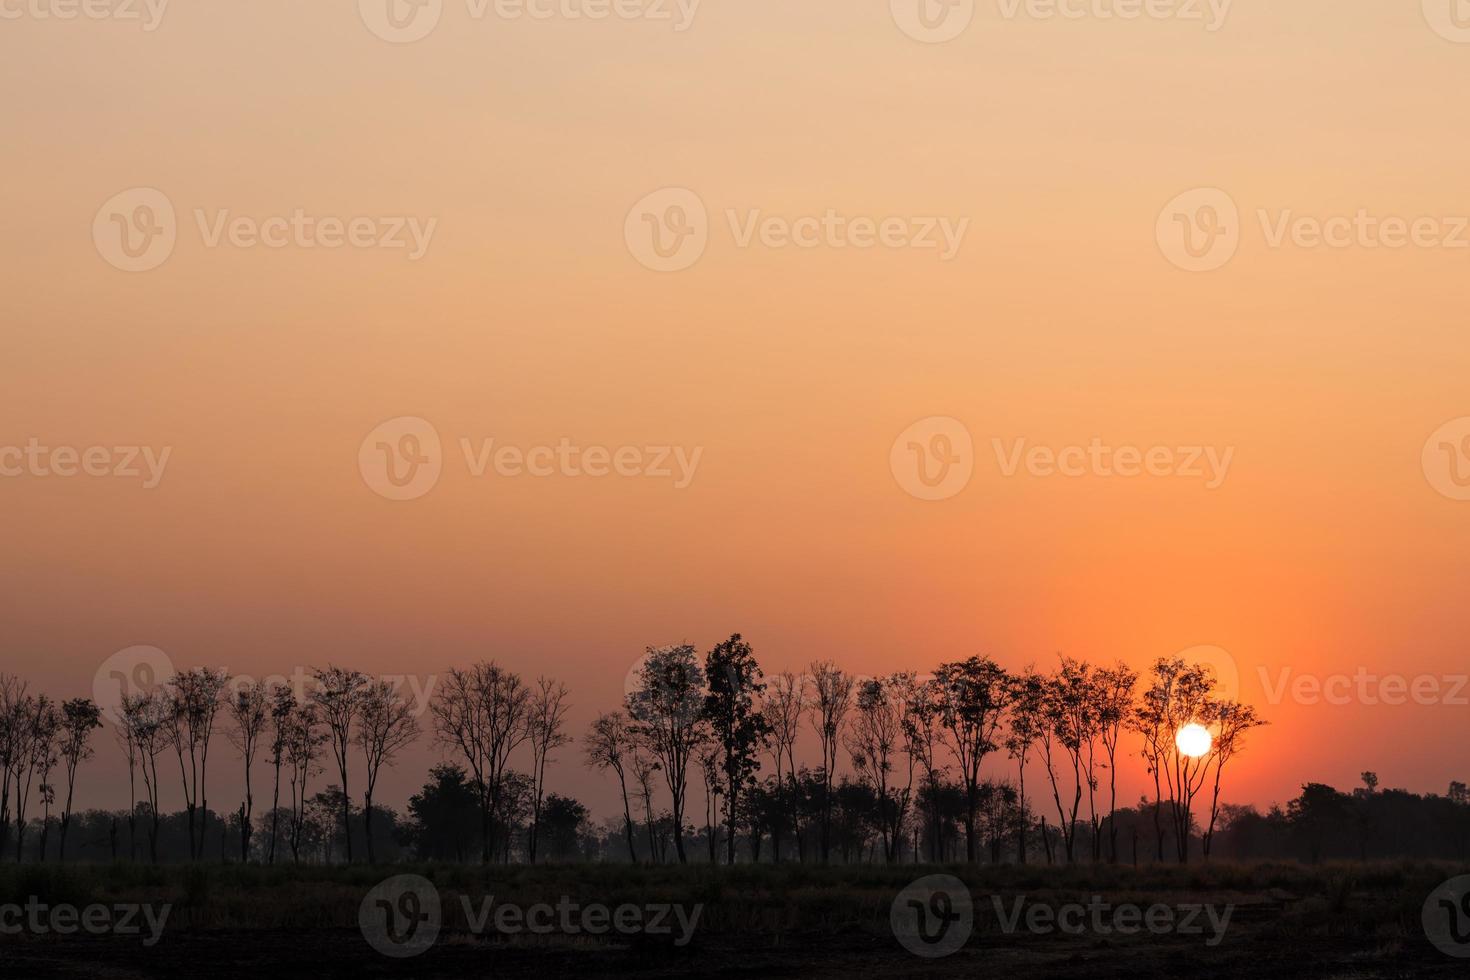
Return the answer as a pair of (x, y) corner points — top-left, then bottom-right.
(1176, 722), (1213, 759)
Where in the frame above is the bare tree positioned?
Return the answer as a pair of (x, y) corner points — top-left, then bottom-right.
(1095, 663), (1138, 862)
(1201, 699), (1265, 858)
(283, 699), (326, 864)
(430, 662), (532, 863)
(227, 681), (270, 862)
(934, 656), (1011, 863)
(806, 661), (854, 863)
(1137, 657), (1216, 863)
(0, 676), (29, 861)
(905, 678), (947, 862)
(33, 701), (61, 861)
(763, 671), (804, 862)
(265, 686), (296, 864)
(354, 679), (420, 863)
(526, 676), (571, 864)
(629, 735), (662, 862)
(626, 644), (706, 864)
(10, 694), (54, 862)
(584, 710), (639, 862)
(847, 673), (917, 862)
(56, 698), (101, 862)
(1041, 659), (1094, 863)
(121, 692), (169, 863)
(1005, 667), (1046, 864)
(164, 668), (229, 860)
(309, 666), (369, 863)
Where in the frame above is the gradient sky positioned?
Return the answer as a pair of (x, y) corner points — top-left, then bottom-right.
(4, 1), (1470, 820)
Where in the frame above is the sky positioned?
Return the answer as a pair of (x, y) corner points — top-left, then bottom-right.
(4, 0), (1470, 823)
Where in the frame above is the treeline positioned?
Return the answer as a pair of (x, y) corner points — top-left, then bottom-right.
(2, 636), (1279, 866)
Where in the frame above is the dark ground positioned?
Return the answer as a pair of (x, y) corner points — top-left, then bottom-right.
(0, 861), (1462, 978)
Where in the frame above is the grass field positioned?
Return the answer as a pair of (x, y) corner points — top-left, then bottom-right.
(0, 860), (1463, 978)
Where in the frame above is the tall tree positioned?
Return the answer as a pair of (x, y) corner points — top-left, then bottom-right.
(703, 634), (771, 865)
(1041, 659), (1095, 862)
(56, 698), (101, 862)
(309, 666), (368, 863)
(626, 644), (706, 864)
(164, 668), (229, 860)
(847, 673), (917, 862)
(265, 686), (296, 864)
(120, 692), (168, 863)
(10, 694), (54, 862)
(354, 679), (421, 863)
(526, 676), (571, 864)
(0, 676), (29, 861)
(763, 671), (804, 862)
(1200, 699), (1265, 858)
(33, 701), (61, 862)
(430, 662), (532, 863)
(1004, 667), (1047, 864)
(1137, 657), (1216, 863)
(934, 656), (1011, 863)
(227, 681), (270, 863)
(583, 710), (639, 863)
(806, 661), (854, 863)
(1095, 663), (1138, 862)
(283, 698), (325, 864)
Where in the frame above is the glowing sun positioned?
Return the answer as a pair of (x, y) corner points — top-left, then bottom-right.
(1175, 723), (1213, 759)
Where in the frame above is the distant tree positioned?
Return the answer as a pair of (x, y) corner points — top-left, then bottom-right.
(430, 662), (532, 864)
(934, 656), (1011, 863)
(265, 686), (296, 864)
(309, 666), (368, 863)
(120, 692), (168, 863)
(626, 644), (706, 864)
(1041, 659), (1093, 863)
(0, 676), (29, 860)
(11, 694), (55, 862)
(584, 710), (639, 862)
(1200, 700), (1266, 858)
(806, 661), (855, 863)
(538, 794), (588, 861)
(697, 743), (720, 862)
(354, 679), (420, 864)
(163, 668), (229, 860)
(703, 634), (771, 865)
(33, 700), (61, 861)
(629, 735), (662, 861)
(56, 698), (101, 862)
(1137, 657), (1216, 863)
(762, 671), (805, 862)
(527, 677), (571, 864)
(406, 763), (482, 862)
(1005, 667), (1047, 864)
(847, 673), (918, 862)
(906, 678), (947, 862)
(227, 681), (270, 863)
(283, 699), (326, 863)
(1095, 663), (1138, 862)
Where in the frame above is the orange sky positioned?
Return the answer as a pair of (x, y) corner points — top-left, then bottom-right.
(4, 2), (1470, 818)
